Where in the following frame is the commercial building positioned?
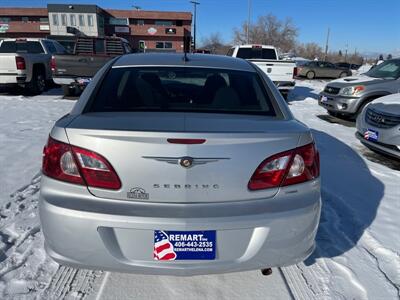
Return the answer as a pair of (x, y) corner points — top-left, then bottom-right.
(0, 5), (192, 52)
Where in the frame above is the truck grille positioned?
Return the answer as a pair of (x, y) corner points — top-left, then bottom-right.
(323, 86), (340, 95)
(365, 108), (400, 128)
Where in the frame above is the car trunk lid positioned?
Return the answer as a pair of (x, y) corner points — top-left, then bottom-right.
(65, 112), (308, 203)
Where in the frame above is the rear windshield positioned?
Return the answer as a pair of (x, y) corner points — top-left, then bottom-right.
(0, 41), (44, 54)
(88, 67), (276, 116)
(236, 48), (277, 60)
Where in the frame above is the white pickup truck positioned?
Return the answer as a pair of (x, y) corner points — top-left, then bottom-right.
(0, 38), (66, 94)
(227, 45), (297, 98)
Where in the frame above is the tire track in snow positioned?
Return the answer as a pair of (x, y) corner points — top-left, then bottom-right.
(0, 174), (58, 299)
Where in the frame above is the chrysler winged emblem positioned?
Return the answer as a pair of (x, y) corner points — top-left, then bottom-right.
(142, 156), (230, 168)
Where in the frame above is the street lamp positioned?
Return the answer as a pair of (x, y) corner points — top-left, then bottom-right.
(190, 1), (199, 51)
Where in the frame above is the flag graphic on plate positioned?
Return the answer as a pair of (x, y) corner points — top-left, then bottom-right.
(153, 230), (177, 261)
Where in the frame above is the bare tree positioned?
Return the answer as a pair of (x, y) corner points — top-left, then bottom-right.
(296, 43), (324, 60)
(200, 32), (231, 55)
(233, 14), (298, 53)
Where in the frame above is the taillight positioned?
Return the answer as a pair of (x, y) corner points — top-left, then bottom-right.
(50, 56), (56, 72)
(248, 143), (319, 190)
(15, 57), (26, 70)
(293, 67), (298, 78)
(42, 137), (121, 190)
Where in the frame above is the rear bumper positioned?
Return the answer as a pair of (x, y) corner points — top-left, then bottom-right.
(53, 77), (75, 86)
(0, 74), (28, 85)
(275, 81), (296, 91)
(39, 176), (321, 276)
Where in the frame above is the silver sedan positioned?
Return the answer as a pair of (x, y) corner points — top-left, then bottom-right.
(39, 53), (321, 275)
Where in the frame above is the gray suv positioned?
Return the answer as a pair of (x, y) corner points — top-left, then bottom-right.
(319, 59), (400, 118)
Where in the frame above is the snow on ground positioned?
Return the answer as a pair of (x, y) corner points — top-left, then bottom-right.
(0, 80), (399, 299)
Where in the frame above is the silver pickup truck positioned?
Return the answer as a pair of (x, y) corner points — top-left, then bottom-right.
(0, 38), (66, 94)
(319, 59), (400, 118)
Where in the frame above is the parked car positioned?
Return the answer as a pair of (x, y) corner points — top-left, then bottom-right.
(356, 93), (400, 159)
(319, 59), (400, 118)
(334, 62), (361, 70)
(297, 61), (352, 79)
(51, 36), (133, 96)
(40, 53), (321, 275)
(0, 38), (66, 94)
(227, 44), (297, 98)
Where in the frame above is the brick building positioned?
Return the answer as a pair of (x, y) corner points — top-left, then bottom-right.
(0, 5), (192, 52)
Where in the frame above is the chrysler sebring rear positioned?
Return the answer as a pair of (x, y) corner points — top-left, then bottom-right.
(39, 53), (321, 275)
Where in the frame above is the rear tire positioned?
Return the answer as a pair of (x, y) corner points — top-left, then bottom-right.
(62, 85), (75, 97)
(339, 72), (348, 78)
(27, 69), (46, 95)
(306, 71), (315, 79)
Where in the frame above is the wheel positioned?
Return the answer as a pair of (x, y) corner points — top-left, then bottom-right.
(27, 69), (46, 95)
(62, 85), (76, 97)
(327, 110), (338, 117)
(339, 72), (348, 78)
(306, 71), (315, 79)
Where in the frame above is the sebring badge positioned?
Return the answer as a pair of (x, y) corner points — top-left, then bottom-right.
(143, 156), (230, 168)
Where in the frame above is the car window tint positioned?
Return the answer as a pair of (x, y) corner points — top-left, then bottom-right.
(0, 41), (44, 53)
(236, 48), (277, 60)
(43, 41), (57, 53)
(88, 67), (277, 116)
(366, 60), (400, 79)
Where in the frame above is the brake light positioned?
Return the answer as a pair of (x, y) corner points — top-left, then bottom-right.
(248, 143), (319, 190)
(167, 138), (206, 144)
(42, 137), (121, 190)
(50, 56), (56, 72)
(15, 57), (26, 70)
(293, 67), (298, 78)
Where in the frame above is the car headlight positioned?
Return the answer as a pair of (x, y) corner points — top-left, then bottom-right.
(340, 85), (365, 96)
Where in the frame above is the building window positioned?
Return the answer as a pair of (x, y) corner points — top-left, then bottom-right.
(156, 42), (173, 49)
(61, 14), (67, 26)
(0, 17), (11, 23)
(78, 14), (85, 26)
(176, 20), (183, 26)
(52, 14), (59, 26)
(155, 20), (173, 26)
(109, 18), (128, 25)
(21, 17), (29, 23)
(70, 14), (76, 26)
(40, 17), (49, 24)
(130, 19), (144, 25)
(87, 15), (94, 27)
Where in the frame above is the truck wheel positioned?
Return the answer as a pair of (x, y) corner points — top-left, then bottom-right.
(27, 69), (46, 95)
(306, 71), (315, 79)
(62, 85), (75, 97)
(339, 72), (348, 78)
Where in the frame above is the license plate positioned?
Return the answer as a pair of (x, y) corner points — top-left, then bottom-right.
(321, 96), (328, 102)
(153, 230), (216, 260)
(364, 129), (379, 142)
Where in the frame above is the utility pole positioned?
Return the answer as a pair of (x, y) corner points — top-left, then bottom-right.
(190, 1), (200, 51)
(345, 43), (348, 62)
(246, 0), (252, 44)
(324, 27), (330, 61)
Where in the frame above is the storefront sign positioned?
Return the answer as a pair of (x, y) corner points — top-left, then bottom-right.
(147, 27), (157, 35)
(0, 23), (9, 33)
